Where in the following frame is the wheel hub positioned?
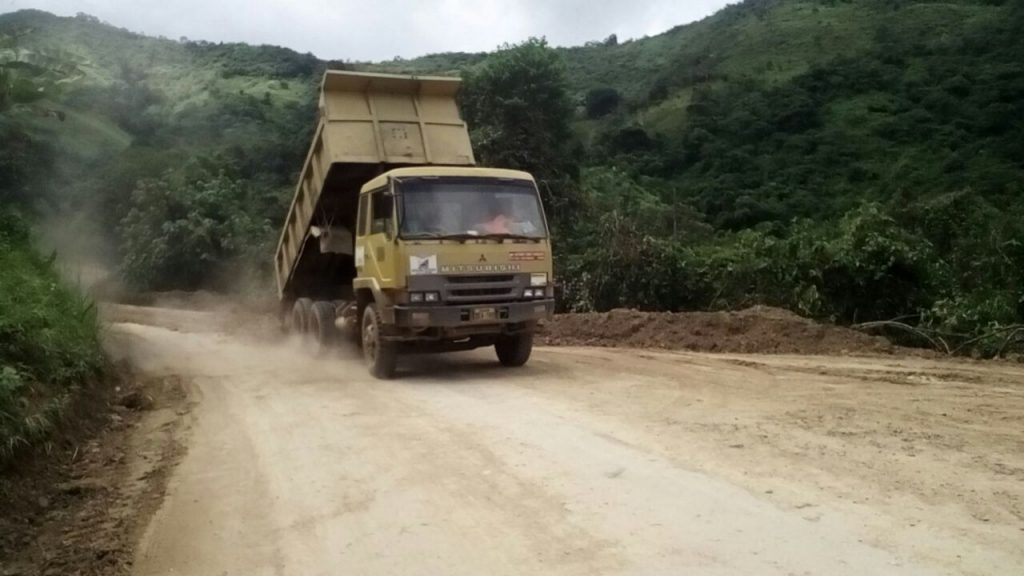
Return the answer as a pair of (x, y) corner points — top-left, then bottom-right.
(363, 319), (377, 362)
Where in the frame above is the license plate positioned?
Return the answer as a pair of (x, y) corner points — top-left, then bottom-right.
(472, 307), (497, 322)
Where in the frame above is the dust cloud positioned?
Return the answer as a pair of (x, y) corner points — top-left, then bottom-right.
(37, 206), (124, 299)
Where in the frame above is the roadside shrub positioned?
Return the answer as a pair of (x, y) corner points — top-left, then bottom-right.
(814, 204), (934, 322)
(559, 168), (713, 312)
(584, 87), (621, 119)
(0, 210), (103, 460)
(563, 192), (937, 326)
(118, 161), (275, 291)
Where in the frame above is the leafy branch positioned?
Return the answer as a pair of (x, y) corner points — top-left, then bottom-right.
(853, 321), (1024, 358)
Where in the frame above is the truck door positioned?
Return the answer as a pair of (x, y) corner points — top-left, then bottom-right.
(356, 187), (396, 285)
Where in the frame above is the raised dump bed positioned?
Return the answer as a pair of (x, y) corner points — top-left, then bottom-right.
(274, 71), (476, 300)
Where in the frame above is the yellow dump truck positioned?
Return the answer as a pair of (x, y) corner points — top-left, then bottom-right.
(274, 71), (555, 378)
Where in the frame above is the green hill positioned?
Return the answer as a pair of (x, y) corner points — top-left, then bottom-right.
(1, 1), (1022, 352)
(369, 1), (1024, 229)
(366, 0), (1024, 343)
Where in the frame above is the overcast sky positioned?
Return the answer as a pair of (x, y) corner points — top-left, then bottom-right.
(3, 0), (732, 61)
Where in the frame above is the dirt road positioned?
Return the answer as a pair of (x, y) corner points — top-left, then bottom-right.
(103, 304), (1024, 576)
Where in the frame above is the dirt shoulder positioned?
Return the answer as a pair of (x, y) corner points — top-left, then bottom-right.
(541, 306), (911, 355)
(0, 365), (191, 576)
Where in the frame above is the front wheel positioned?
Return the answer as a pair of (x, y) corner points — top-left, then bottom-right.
(361, 303), (397, 379)
(495, 332), (533, 367)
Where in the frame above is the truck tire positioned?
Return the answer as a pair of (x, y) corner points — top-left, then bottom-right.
(361, 303), (397, 379)
(292, 298), (313, 335)
(495, 332), (533, 367)
(309, 301), (336, 355)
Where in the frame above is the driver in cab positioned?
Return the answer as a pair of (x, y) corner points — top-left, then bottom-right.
(475, 199), (536, 235)
(478, 205), (514, 234)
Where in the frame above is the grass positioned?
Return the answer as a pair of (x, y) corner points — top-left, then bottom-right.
(0, 211), (103, 463)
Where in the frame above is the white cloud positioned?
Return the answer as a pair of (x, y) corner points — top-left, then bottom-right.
(4, 0), (732, 60)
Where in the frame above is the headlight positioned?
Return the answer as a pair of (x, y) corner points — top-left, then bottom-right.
(410, 292), (424, 303)
(425, 292), (440, 302)
(523, 288), (536, 298)
(530, 273), (548, 287)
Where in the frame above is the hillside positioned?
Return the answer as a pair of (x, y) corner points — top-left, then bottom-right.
(381, 0), (1022, 222)
(1, 1), (1022, 352)
(377, 0), (1024, 344)
(5, 3), (1022, 223)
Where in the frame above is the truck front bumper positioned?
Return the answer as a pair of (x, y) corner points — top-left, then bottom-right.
(393, 300), (555, 328)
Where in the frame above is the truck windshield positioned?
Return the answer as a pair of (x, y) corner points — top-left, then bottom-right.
(398, 178), (548, 239)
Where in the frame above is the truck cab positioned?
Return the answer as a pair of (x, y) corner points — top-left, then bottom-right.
(353, 167), (554, 376)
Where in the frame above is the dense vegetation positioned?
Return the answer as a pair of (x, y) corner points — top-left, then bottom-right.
(0, 211), (102, 459)
(1, 1), (1022, 358)
(1, 34), (103, 460)
(460, 2), (1024, 355)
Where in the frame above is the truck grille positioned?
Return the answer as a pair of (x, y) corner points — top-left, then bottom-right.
(450, 287), (512, 298)
(447, 275), (515, 284)
(444, 275), (518, 303)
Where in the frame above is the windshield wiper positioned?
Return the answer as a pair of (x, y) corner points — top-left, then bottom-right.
(403, 232), (480, 242)
(476, 233), (538, 241)
(402, 231), (445, 239)
(402, 232), (541, 242)
(438, 233), (483, 241)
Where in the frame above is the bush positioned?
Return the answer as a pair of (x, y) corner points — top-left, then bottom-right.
(563, 193), (939, 327)
(0, 119), (53, 205)
(907, 190), (1024, 348)
(0, 210), (102, 460)
(560, 168), (712, 312)
(584, 87), (621, 119)
(118, 161), (275, 291)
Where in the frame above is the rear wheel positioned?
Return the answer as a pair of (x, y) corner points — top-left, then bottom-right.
(291, 298), (313, 335)
(361, 303), (397, 379)
(495, 332), (533, 367)
(309, 301), (336, 355)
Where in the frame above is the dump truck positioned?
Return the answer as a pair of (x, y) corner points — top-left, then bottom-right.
(274, 71), (555, 378)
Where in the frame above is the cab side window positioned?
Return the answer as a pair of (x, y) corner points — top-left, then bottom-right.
(356, 195), (369, 238)
(370, 191), (393, 235)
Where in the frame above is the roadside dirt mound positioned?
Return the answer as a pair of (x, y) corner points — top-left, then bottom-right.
(541, 306), (895, 355)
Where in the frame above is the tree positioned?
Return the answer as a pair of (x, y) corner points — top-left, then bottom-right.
(584, 87), (621, 119)
(460, 38), (580, 229)
(0, 33), (80, 204)
(0, 33), (82, 114)
(118, 163), (272, 290)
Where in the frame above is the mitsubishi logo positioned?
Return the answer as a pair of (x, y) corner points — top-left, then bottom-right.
(478, 254), (488, 263)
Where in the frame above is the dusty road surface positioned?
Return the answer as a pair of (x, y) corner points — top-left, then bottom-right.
(102, 304), (1024, 576)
